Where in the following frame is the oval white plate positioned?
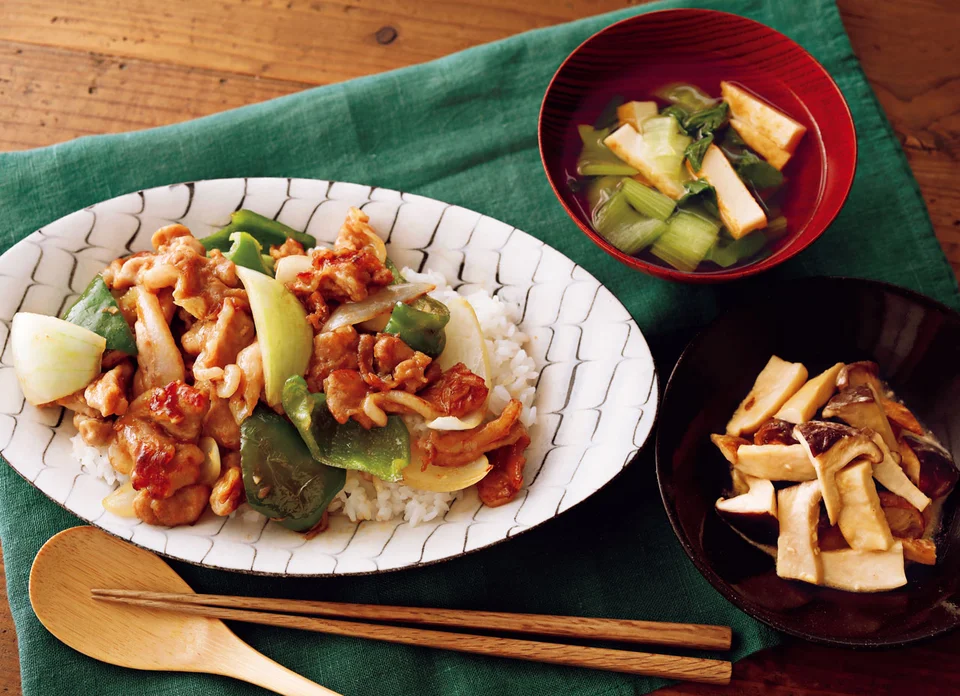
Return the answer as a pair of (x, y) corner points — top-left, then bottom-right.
(0, 178), (657, 576)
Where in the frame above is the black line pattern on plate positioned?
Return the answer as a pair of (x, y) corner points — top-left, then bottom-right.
(0, 178), (659, 577)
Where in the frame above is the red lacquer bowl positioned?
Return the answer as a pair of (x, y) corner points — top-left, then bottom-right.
(538, 9), (857, 283)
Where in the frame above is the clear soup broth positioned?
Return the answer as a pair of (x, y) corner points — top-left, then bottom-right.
(562, 74), (820, 275)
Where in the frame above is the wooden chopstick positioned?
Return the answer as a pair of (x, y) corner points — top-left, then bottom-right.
(91, 589), (731, 651)
(91, 590), (732, 685)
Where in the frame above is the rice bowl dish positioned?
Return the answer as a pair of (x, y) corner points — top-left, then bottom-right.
(15, 207), (538, 535)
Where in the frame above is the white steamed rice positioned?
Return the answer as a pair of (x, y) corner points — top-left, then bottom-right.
(72, 266), (538, 526)
(72, 435), (127, 486)
(327, 267), (538, 525)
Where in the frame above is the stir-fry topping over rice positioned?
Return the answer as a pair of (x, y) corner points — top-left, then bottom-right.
(19, 207), (537, 531)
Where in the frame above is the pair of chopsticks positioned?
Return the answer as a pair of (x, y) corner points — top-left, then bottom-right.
(91, 589), (732, 685)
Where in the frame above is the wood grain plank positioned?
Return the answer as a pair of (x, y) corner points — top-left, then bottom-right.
(0, 42), (306, 151)
(840, 0), (960, 271)
(0, 0), (632, 86)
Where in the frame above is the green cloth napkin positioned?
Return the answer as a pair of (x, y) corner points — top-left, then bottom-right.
(2, 0), (957, 694)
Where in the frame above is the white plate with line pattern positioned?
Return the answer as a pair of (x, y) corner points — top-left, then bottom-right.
(0, 178), (657, 576)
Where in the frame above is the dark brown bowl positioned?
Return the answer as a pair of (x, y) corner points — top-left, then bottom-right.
(656, 277), (960, 646)
(538, 9), (857, 283)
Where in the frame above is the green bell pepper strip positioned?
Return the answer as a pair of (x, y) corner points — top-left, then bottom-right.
(383, 301), (449, 357)
(224, 232), (271, 275)
(261, 254), (276, 274)
(383, 257), (451, 358)
(281, 376), (411, 482)
(61, 275), (138, 355)
(202, 209), (316, 252)
(385, 257), (405, 285)
(240, 405), (346, 532)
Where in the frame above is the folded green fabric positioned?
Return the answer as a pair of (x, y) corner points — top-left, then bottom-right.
(1, 0), (957, 694)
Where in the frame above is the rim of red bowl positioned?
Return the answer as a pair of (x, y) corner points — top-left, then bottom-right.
(538, 8), (858, 284)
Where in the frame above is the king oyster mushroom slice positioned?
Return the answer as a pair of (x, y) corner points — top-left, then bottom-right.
(901, 538), (937, 566)
(869, 432), (930, 512)
(793, 421), (883, 525)
(710, 434), (752, 495)
(753, 419), (798, 446)
(836, 460), (894, 551)
(735, 444), (817, 482)
(883, 400), (924, 435)
(836, 361), (882, 393)
(820, 542), (907, 592)
(726, 356), (808, 437)
(898, 438), (922, 486)
(822, 385), (899, 455)
(716, 475), (779, 545)
(774, 362), (845, 424)
(903, 434), (960, 499)
(776, 480), (823, 584)
(878, 491), (925, 539)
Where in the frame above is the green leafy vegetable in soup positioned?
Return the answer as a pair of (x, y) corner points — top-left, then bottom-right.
(575, 125), (639, 177)
(569, 81), (804, 272)
(736, 151), (785, 191)
(683, 134), (714, 173)
(683, 103), (729, 135)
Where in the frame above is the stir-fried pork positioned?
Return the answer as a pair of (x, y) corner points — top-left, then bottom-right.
(54, 390), (97, 417)
(335, 207), (383, 256)
(104, 224), (246, 321)
(418, 399), (528, 468)
(418, 363), (488, 417)
(112, 382), (209, 504)
(270, 238), (306, 261)
(210, 452), (244, 516)
(477, 432), (531, 507)
(324, 369), (376, 428)
(181, 297), (256, 373)
(306, 326), (360, 392)
(358, 333), (434, 393)
(139, 380), (209, 440)
(73, 413), (114, 447)
(84, 362), (134, 418)
(134, 483), (211, 526)
(298, 248), (393, 304)
(299, 290), (332, 333)
(229, 342), (264, 424)
(200, 388), (242, 451)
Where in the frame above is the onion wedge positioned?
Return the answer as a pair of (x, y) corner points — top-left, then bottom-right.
(321, 283), (434, 333)
(402, 453), (492, 493)
(199, 436), (222, 486)
(12, 312), (106, 405)
(102, 481), (138, 518)
(274, 254), (314, 285)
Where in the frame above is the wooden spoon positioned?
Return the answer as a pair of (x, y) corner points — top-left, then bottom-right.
(29, 526), (338, 696)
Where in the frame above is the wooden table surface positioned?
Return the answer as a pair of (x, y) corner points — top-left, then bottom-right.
(1, 0), (959, 693)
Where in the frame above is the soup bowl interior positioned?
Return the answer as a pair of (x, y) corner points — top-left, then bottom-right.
(656, 277), (960, 646)
(539, 9), (856, 282)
